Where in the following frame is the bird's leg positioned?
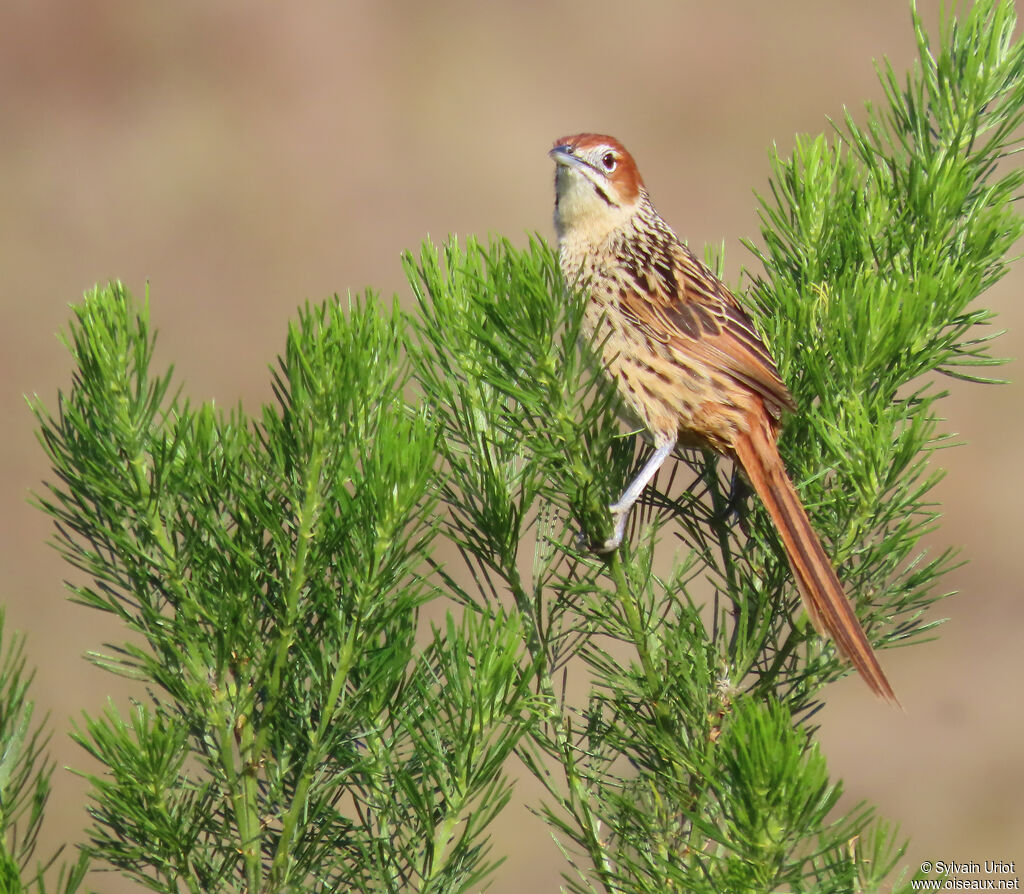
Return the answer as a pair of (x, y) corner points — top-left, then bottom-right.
(599, 436), (677, 552)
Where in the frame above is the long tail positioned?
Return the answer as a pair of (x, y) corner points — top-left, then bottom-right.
(733, 417), (898, 705)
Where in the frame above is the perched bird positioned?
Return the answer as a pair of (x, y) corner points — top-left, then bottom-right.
(550, 132), (896, 703)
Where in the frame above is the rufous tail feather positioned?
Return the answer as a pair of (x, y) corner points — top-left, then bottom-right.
(733, 417), (898, 705)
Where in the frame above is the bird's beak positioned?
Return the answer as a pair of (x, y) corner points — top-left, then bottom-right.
(549, 145), (580, 168)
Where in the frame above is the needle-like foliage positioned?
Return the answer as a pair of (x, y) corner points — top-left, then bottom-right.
(408, 2), (1022, 890)
(0, 611), (90, 894)
(11, 1), (1022, 892)
(28, 290), (541, 892)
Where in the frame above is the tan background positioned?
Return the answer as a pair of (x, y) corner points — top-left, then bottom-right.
(2, 2), (1021, 890)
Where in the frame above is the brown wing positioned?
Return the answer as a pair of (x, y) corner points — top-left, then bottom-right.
(617, 239), (796, 417)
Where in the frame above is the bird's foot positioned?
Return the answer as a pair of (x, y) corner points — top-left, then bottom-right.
(577, 504), (627, 554)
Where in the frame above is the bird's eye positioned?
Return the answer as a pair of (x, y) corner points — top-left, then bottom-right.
(601, 151), (617, 172)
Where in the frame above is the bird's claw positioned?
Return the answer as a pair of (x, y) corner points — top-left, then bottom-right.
(576, 506), (626, 555)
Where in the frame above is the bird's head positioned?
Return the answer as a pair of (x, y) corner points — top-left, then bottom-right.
(550, 133), (645, 242)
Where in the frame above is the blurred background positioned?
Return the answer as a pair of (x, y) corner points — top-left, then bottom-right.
(2, 1), (1021, 890)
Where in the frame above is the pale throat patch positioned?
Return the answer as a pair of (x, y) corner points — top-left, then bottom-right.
(554, 164), (632, 244)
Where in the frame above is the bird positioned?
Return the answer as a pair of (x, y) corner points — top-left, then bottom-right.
(550, 132), (896, 703)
